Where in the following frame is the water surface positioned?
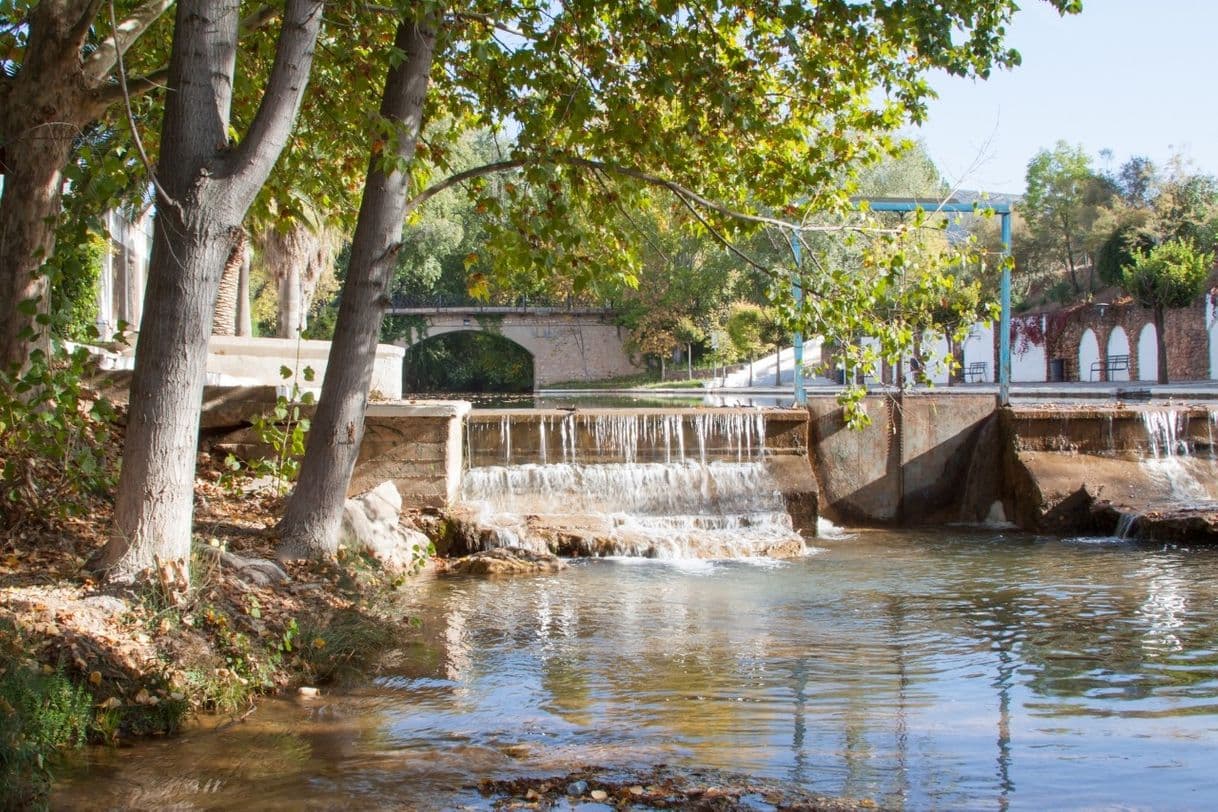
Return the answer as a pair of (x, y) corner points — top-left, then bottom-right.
(55, 530), (1218, 809)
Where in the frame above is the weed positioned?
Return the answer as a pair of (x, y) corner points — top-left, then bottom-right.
(296, 609), (398, 685)
(0, 338), (119, 528)
(0, 623), (92, 808)
(220, 365), (314, 495)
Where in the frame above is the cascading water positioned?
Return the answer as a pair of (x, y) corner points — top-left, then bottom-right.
(455, 410), (806, 559)
(1139, 409), (1214, 504)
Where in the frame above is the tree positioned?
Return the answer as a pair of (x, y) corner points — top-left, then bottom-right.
(672, 316), (705, 380)
(726, 303), (765, 387)
(0, 1), (175, 371)
(1120, 239), (1212, 385)
(1021, 141), (1114, 294)
(1096, 222), (1154, 287)
(93, 0), (324, 582)
(1114, 155), (1157, 208)
(277, 0), (1080, 558)
(278, 12), (438, 559)
(258, 221), (340, 338)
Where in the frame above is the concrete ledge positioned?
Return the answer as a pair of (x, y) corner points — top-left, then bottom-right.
(207, 336), (405, 399)
(366, 400), (471, 419)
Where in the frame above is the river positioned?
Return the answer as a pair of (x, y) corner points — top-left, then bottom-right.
(52, 528), (1218, 809)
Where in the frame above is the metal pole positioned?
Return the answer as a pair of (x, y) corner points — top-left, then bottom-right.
(999, 212), (1012, 406)
(791, 233), (806, 406)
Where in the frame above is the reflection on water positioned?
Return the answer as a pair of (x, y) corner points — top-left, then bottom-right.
(55, 530), (1218, 810)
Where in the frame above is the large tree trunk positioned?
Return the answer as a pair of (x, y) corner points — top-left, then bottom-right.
(103, 211), (242, 578)
(96, 0), (323, 583)
(0, 0), (174, 371)
(0, 3), (95, 371)
(278, 17), (438, 559)
(1154, 304), (1169, 386)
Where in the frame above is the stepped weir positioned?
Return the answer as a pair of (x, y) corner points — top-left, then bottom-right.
(449, 408), (818, 559)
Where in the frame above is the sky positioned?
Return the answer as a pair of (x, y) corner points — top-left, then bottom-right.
(914, 0), (1218, 196)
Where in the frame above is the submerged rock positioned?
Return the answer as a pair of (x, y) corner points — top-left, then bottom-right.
(1093, 500), (1218, 543)
(439, 547), (567, 576)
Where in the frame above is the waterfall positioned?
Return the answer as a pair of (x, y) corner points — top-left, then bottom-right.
(456, 409), (805, 559)
(458, 461), (800, 559)
(1141, 410), (1190, 458)
(1137, 408), (1216, 505)
(1114, 511), (1138, 540)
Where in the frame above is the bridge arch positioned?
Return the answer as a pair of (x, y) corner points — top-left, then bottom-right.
(389, 308), (642, 387)
(403, 330), (535, 393)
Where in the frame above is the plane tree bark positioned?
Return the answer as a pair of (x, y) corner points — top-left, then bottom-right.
(277, 15), (437, 558)
(0, 0), (174, 371)
(93, 0), (324, 583)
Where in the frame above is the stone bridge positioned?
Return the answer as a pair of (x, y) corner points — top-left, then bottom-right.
(386, 306), (641, 387)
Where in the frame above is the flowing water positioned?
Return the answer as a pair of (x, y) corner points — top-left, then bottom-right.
(456, 410), (805, 557)
(55, 530), (1218, 810)
(1131, 408), (1218, 519)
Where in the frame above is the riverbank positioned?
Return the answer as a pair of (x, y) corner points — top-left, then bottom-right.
(0, 474), (418, 807)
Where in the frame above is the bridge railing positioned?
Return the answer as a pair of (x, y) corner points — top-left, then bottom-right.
(387, 293), (616, 313)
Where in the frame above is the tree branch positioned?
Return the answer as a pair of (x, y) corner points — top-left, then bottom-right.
(68, 0), (106, 48)
(82, 0), (173, 86)
(105, 0), (181, 219)
(404, 158), (527, 216)
(89, 66), (169, 109)
(447, 11), (526, 37)
(227, 0), (325, 194)
(670, 185), (782, 280)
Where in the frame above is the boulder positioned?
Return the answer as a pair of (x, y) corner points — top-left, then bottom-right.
(341, 482), (431, 572)
(439, 547), (567, 576)
(198, 545), (289, 586)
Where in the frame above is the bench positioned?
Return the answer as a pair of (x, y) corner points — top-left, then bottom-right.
(1090, 354), (1130, 381)
(965, 361), (988, 383)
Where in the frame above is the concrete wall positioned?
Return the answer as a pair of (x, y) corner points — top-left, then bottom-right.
(463, 407), (818, 534)
(207, 336), (405, 399)
(807, 393), (998, 524)
(203, 391), (468, 508)
(352, 402), (470, 507)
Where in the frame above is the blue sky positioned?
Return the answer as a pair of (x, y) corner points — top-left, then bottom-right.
(914, 0), (1218, 195)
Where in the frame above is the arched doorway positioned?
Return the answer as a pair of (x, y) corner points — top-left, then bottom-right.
(1137, 323), (1158, 382)
(1106, 326), (1131, 382)
(1079, 328), (1100, 381)
(403, 331), (535, 394)
(1210, 322), (1218, 380)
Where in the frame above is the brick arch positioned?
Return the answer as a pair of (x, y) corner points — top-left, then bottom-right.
(402, 329), (536, 390)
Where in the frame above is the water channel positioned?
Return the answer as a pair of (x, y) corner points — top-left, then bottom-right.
(55, 529), (1218, 809)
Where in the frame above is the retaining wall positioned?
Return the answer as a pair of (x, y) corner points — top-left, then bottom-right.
(807, 393), (998, 524)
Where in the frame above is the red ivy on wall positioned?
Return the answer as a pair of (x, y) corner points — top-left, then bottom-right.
(1009, 315), (1045, 356)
